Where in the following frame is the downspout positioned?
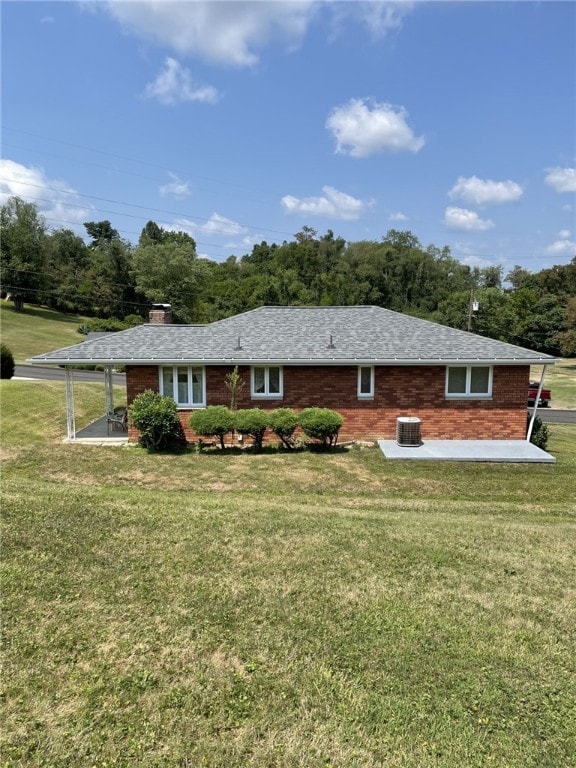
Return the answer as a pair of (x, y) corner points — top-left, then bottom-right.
(64, 367), (76, 441)
(526, 364), (548, 442)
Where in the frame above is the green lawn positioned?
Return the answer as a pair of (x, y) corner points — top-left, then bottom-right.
(1, 380), (575, 767)
(531, 360), (576, 410)
(0, 300), (89, 363)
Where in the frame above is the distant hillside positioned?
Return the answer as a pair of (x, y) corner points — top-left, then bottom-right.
(0, 301), (88, 363)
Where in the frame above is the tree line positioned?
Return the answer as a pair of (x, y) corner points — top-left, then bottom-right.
(1, 196), (574, 356)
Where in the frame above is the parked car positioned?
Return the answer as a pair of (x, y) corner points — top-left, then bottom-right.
(528, 382), (552, 407)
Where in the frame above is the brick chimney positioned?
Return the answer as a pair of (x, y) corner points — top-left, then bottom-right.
(149, 303), (172, 324)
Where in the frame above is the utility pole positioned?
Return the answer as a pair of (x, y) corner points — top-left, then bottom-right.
(467, 289), (479, 332)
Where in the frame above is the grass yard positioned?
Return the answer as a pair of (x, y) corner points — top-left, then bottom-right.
(2, 381), (576, 768)
(531, 359), (576, 410)
(0, 301), (89, 363)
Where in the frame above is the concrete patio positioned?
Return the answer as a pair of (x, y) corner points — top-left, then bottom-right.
(378, 439), (555, 463)
(66, 415), (129, 446)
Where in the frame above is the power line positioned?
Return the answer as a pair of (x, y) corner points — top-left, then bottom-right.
(2, 125), (282, 201)
(0, 176), (296, 240)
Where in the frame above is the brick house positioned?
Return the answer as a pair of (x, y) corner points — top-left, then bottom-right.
(29, 304), (556, 443)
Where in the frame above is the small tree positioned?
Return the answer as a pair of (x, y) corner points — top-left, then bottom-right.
(129, 390), (186, 452)
(234, 408), (268, 451)
(224, 366), (246, 410)
(299, 407), (343, 448)
(0, 344), (15, 379)
(268, 408), (299, 449)
(189, 406), (234, 449)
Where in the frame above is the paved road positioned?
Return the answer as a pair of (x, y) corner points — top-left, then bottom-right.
(14, 364), (126, 385)
(537, 408), (576, 425)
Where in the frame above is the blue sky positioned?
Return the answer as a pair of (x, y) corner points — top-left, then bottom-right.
(2, 1), (575, 276)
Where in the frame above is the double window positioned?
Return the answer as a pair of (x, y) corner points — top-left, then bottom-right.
(446, 365), (492, 398)
(160, 365), (205, 407)
(251, 366), (283, 398)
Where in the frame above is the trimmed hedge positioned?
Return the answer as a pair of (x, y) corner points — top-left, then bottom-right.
(268, 408), (299, 449)
(188, 405), (344, 451)
(129, 390), (186, 452)
(234, 408), (268, 451)
(189, 406), (235, 449)
(298, 407), (343, 447)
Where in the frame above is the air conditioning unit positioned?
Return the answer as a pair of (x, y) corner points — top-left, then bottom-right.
(396, 417), (422, 447)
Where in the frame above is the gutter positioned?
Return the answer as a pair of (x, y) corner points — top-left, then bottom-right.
(27, 357), (559, 367)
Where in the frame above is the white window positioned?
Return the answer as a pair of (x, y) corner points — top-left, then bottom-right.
(446, 365), (492, 398)
(251, 366), (283, 398)
(357, 366), (375, 399)
(160, 365), (205, 408)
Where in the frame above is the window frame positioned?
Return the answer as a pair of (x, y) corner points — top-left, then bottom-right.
(250, 365), (283, 399)
(159, 365), (206, 408)
(357, 365), (375, 399)
(445, 365), (493, 399)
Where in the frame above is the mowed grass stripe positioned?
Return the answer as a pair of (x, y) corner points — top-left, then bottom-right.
(2, 475), (575, 767)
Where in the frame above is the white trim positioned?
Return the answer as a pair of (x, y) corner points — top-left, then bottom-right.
(445, 365), (493, 398)
(357, 365), (375, 399)
(29, 357), (558, 367)
(250, 365), (283, 399)
(159, 365), (206, 408)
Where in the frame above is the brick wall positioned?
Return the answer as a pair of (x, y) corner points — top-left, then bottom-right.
(125, 364), (530, 443)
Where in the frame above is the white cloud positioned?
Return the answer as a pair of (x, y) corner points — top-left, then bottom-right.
(544, 167), (576, 194)
(328, 1), (411, 41)
(558, 229), (572, 239)
(173, 213), (247, 236)
(449, 175), (524, 206)
(326, 98), (425, 157)
(105, 0), (317, 68)
(444, 206), (494, 232)
(159, 172), (191, 198)
(144, 58), (219, 105)
(388, 211), (408, 222)
(546, 238), (576, 255)
(0, 159), (94, 231)
(281, 185), (370, 220)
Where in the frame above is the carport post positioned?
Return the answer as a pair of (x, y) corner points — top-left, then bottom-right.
(64, 367), (76, 441)
(526, 365), (549, 442)
(104, 366), (114, 415)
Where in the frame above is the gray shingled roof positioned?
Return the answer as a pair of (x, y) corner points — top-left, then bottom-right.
(27, 306), (557, 365)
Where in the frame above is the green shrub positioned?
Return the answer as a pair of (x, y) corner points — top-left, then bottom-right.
(268, 408), (299, 449)
(0, 343), (15, 379)
(234, 408), (269, 451)
(129, 390), (186, 452)
(78, 315), (144, 335)
(189, 406), (234, 449)
(527, 414), (550, 451)
(299, 407), (343, 448)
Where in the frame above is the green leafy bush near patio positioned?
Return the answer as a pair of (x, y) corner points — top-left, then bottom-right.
(129, 389), (186, 452)
(528, 414), (550, 450)
(299, 407), (344, 447)
(189, 405), (235, 449)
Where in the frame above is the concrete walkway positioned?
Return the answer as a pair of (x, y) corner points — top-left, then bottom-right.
(378, 439), (555, 463)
